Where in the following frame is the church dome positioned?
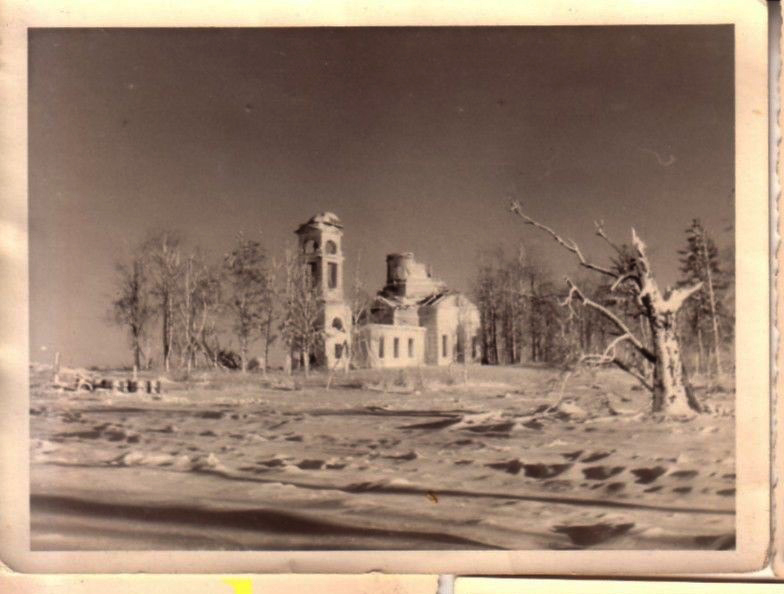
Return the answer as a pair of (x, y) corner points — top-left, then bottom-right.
(295, 211), (343, 234)
(308, 212), (342, 227)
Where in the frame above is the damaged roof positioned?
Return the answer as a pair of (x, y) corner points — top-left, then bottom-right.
(295, 211), (343, 233)
(374, 289), (456, 310)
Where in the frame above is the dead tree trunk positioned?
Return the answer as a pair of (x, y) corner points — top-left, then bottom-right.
(632, 230), (702, 415)
(510, 201), (703, 417)
(648, 312), (698, 414)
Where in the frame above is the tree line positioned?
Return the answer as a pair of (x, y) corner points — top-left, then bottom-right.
(113, 215), (733, 410)
(112, 230), (332, 375)
(474, 216), (734, 386)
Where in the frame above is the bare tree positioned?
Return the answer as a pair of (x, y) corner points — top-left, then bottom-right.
(510, 201), (703, 417)
(112, 254), (156, 370)
(474, 244), (567, 366)
(142, 231), (183, 372)
(474, 247), (504, 365)
(280, 248), (323, 377)
(259, 256), (281, 375)
(194, 267), (222, 369)
(222, 235), (274, 373)
(176, 250), (221, 374)
(178, 253), (196, 372)
(348, 253), (373, 367)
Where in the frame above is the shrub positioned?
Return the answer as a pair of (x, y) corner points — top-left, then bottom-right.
(247, 357), (265, 372)
(217, 349), (241, 370)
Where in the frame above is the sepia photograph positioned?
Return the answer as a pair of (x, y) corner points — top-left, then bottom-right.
(0, 0), (770, 577)
(25, 24), (741, 551)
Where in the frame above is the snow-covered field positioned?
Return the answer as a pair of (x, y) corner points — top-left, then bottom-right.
(29, 365), (735, 550)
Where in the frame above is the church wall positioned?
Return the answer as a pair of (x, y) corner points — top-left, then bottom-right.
(354, 324), (426, 369)
(435, 303), (458, 366)
(419, 296), (482, 366)
(323, 302), (352, 369)
(393, 307), (420, 326)
(418, 306), (441, 365)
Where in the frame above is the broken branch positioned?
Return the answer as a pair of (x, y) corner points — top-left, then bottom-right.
(610, 272), (639, 292)
(663, 282), (704, 313)
(580, 334), (653, 392)
(594, 220), (624, 255)
(563, 278), (656, 363)
(611, 357), (654, 392)
(630, 227), (651, 275)
(510, 201), (617, 278)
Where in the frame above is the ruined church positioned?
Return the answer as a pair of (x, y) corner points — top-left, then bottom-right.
(294, 212), (481, 370)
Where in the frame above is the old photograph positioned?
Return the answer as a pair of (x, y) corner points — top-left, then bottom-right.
(24, 24), (744, 553)
(0, 0), (768, 575)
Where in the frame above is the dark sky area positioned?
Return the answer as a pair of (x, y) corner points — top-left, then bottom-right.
(28, 26), (734, 367)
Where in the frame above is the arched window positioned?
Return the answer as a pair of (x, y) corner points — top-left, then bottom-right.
(332, 317), (344, 332)
(325, 240), (338, 254)
(303, 239), (318, 254)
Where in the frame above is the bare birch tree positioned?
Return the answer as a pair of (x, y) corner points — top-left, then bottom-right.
(474, 244), (566, 366)
(280, 248), (323, 377)
(259, 256), (280, 376)
(142, 231), (183, 372)
(176, 251), (221, 374)
(510, 201), (703, 417)
(348, 254), (373, 367)
(194, 267), (222, 369)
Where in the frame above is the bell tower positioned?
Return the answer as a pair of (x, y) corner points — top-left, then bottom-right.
(294, 212), (352, 369)
(295, 212), (344, 301)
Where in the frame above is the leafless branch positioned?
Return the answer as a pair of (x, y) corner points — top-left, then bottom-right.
(579, 333), (653, 392)
(630, 227), (650, 274)
(580, 333), (631, 366)
(563, 277), (655, 363)
(510, 201), (617, 278)
(610, 272), (639, 292)
(610, 358), (654, 392)
(662, 282), (704, 313)
(594, 220), (624, 255)
(602, 333), (635, 358)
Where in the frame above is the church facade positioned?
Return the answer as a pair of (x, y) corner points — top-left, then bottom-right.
(292, 212), (480, 370)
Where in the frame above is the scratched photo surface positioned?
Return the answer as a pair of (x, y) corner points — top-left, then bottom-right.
(29, 27), (735, 551)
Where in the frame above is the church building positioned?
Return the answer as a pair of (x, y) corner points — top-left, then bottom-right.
(292, 212), (481, 370)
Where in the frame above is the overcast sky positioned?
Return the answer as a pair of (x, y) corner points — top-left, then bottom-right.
(29, 26), (734, 367)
